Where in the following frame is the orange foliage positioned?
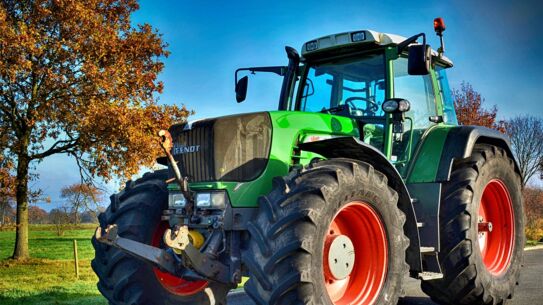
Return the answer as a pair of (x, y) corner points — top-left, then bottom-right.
(0, 0), (191, 258)
(28, 205), (48, 224)
(453, 82), (505, 133)
(0, 0), (190, 179)
(0, 155), (15, 200)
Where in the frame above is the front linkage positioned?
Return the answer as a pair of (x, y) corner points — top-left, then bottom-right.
(95, 223), (232, 284)
(95, 130), (239, 286)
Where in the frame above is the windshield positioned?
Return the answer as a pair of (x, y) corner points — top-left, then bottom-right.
(298, 53), (386, 117)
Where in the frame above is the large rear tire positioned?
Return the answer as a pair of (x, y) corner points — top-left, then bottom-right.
(243, 158), (409, 305)
(91, 171), (230, 305)
(421, 144), (524, 304)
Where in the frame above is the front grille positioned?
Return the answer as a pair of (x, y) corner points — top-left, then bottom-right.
(172, 120), (215, 182)
(169, 113), (272, 182)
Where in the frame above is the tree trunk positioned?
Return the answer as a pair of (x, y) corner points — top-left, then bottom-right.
(12, 156), (30, 260)
(73, 205), (79, 225)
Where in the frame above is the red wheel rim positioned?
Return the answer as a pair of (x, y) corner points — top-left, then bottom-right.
(478, 179), (515, 276)
(151, 222), (208, 295)
(323, 201), (388, 305)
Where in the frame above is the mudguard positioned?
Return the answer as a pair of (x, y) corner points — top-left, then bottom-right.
(299, 136), (423, 274)
(436, 126), (520, 182)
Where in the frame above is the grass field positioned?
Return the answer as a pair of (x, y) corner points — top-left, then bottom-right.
(0, 225), (107, 305)
(1, 225), (539, 304)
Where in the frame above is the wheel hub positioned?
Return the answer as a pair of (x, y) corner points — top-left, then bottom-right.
(323, 201), (388, 305)
(478, 179), (515, 276)
(478, 221), (493, 233)
(324, 234), (356, 280)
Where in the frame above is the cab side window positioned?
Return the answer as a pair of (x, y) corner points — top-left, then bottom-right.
(393, 57), (437, 129)
(392, 57), (437, 172)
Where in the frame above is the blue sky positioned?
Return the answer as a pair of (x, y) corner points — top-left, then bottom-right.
(35, 0), (543, 209)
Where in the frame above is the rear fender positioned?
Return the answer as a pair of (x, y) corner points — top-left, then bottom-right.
(299, 136), (423, 274)
(436, 126), (520, 182)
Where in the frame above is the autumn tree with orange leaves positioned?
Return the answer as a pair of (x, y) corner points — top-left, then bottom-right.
(0, 0), (191, 259)
(453, 82), (505, 132)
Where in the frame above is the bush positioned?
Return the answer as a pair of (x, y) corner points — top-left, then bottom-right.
(523, 187), (543, 242)
(525, 219), (543, 242)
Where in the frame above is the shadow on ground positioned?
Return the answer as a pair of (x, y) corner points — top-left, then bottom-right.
(398, 296), (436, 305)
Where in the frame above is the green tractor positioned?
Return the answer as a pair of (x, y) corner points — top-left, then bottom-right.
(93, 18), (524, 305)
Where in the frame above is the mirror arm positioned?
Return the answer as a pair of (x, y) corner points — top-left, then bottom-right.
(234, 66), (286, 86)
(397, 33), (426, 54)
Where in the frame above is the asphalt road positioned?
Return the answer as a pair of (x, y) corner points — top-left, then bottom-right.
(227, 248), (543, 305)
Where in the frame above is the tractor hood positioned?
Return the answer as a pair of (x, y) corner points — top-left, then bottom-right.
(162, 111), (359, 208)
(168, 112), (272, 182)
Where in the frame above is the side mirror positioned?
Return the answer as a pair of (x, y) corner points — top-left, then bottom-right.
(408, 44), (431, 75)
(235, 76), (248, 103)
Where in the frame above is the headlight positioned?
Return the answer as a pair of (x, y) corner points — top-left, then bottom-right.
(306, 40), (318, 52)
(382, 98), (411, 113)
(351, 31), (366, 42)
(196, 191), (227, 209)
(168, 193), (186, 208)
(169, 190), (228, 210)
(196, 193), (211, 207)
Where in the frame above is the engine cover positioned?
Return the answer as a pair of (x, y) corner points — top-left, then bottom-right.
(169, 112), (272, 182)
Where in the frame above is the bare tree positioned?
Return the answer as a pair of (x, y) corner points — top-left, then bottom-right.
(60, 183), (103, 225)
(49, 207), (70, 237)
(0, 199), (14, 226)
(505, 115), (543, 187)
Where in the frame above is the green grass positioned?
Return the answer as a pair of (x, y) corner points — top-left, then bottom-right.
(526, 240), (542, 247)
(0, 224), (246, 304)
(0, 225), (107, 305)
(0, 226), (96, 260)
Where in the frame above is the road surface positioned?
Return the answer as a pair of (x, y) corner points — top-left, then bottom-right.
(227, 247), (543, 305)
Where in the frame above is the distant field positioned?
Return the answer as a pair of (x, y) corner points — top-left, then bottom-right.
(0, 224), (107, 305)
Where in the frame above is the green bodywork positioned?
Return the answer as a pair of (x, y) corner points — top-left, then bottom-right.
(405, 126), (450, 183)
(176, 44), (458, 208)
(187, 111), (359, 207)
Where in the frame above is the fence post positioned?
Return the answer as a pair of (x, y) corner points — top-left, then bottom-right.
(73, 239), (79, 279)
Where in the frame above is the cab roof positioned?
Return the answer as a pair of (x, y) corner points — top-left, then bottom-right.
(301, 29), (453, 67)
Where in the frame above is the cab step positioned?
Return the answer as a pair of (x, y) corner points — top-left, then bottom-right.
(418, 271), (444, 281)
(420, 246), (435, 253)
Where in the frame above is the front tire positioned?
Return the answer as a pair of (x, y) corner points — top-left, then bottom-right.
(91, 171), (230, 305)
(421, 144), (524, 304)
(243, 159), (409, 305)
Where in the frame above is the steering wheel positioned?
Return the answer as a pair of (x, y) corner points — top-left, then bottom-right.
(345, 96), (379, 114)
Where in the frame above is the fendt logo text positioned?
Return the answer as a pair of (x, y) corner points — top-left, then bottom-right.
(173, 144), (201, 154)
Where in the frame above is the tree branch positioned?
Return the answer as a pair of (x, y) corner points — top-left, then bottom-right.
(30, 138), (79, 160)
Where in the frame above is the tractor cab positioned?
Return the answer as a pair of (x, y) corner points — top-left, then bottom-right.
(295, 30), (457, 173)
(236, 27), (458, 175)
